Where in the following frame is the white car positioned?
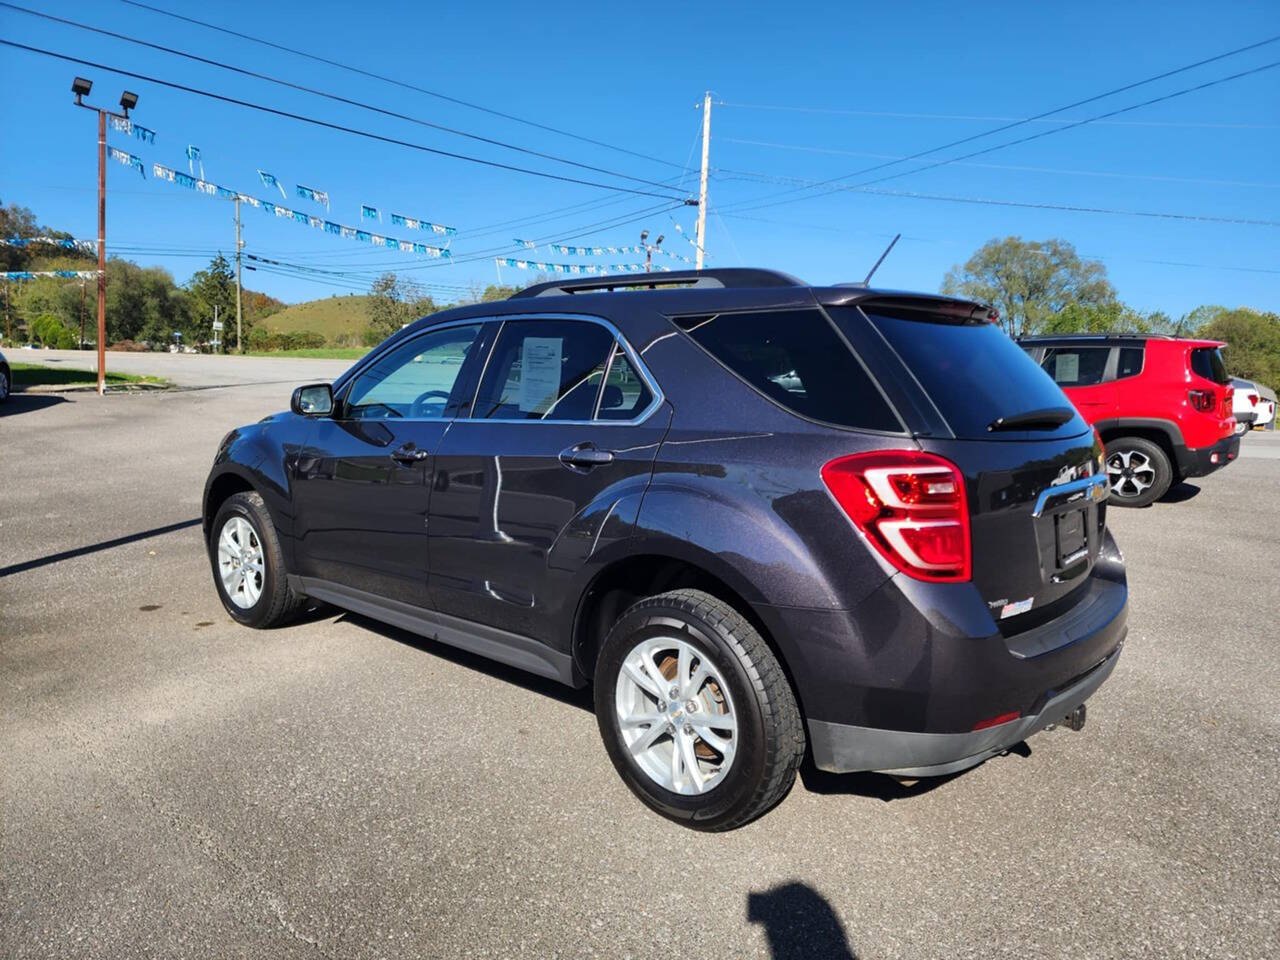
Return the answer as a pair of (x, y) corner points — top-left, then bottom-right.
(1231, 378), (1260, 435)
(1254, 384), (1276, 430)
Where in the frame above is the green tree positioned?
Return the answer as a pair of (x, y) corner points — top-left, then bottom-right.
(187, 253), (237, 351)
(942, 237), (1116, 337)
(30, 312), (77, 349)
(1039, 301), (1163, 335)
(366, 272), (436, 345)
(1192, 306), (1280, 386)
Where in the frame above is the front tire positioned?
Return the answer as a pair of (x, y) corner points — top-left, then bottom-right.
(1105, 436), (1172, 507)
(209, 491), (304, 627)
(594, 589), (805, 831)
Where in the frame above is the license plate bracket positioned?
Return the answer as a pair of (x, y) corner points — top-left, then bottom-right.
(1054, 509), (1087, 567)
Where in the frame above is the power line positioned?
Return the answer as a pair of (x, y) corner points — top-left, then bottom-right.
(716, 138), (1280, 190)
(714, 100), (1280, 130)
(1, 3), (682, 194)
(715, 33), (1280, 212)
(0, 40), (693, 202)
(715, 171), (1280, 226)
(115, 0), (686, 171)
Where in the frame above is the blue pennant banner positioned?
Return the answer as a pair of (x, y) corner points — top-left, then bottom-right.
(108, 146), (146, 178)
(390, 213), (457, 236)
(361, 205), (380, 221)
(497, 258), (667, 275)
(1, 236), (96, 252)
(296, 184), (330, 208)
(258, 169), (287, 199)
(2, 270), (101, 280)
(109, 116), (157, 145)
(149, 164), (451, 258)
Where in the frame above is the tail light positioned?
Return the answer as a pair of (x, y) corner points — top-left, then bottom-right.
(821, 451), (971, 582)
(1188, 389), (1215, 412)
(1092, 427), (1106, 475)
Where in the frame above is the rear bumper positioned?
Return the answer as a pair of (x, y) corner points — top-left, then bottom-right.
(755, 530), (1129, 775)
(1175, 434), (1240, 478)
(809, 643), (1122, 776)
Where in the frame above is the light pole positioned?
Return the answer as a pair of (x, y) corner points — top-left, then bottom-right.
(641, 230), (664, 274)
(72, 77), (139, 395)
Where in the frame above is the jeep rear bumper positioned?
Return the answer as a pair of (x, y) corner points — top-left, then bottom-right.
(1175, 434), (1240, 478)
(808, 643), (1123, 776)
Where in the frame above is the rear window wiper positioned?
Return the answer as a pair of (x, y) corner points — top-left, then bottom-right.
(987, 407), (1075, 432)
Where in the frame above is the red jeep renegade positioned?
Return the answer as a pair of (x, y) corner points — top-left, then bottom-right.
(1020, 335), (1238, 507)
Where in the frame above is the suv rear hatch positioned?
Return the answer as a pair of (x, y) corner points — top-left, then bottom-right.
(832, 301), (1107, 624)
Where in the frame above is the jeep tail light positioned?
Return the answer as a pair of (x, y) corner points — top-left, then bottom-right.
(1188, 389), (1215, 412)
(821, 451), (971, 582)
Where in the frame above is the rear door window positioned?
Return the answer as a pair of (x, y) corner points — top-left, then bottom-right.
(472, 319), (614, 421)
(673, 308), (901, 432)
(1190, 347), (1229, 384)
(858, 307), (1084, 439)
(1040, 347), (1110, 386)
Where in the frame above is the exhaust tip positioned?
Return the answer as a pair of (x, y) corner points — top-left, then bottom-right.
(1063, 703), (1087, 732)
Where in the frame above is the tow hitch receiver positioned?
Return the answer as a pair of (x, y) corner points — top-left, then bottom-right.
(1063, 703), (1087, 732)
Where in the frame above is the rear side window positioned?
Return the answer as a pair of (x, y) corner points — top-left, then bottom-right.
(597, 350), (653, 421)
(1190, 347), (1229, 384)
(674, 309), (900, 432)
(1117, 347), (1144, 379)
(473, 319), (613, 420)
(1040, 346), (1109, 386)
(861, 309), (1081, 439)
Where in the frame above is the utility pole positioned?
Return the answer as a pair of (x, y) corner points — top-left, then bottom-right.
(72, 77), (139, 395)
(234, 195), (244, 353)
(3, 281), (9, 344)
(695, 91), (711, 270)
(79, 275), (87, 348)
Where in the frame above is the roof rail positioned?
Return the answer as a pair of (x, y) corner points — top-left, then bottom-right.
(1018, 332), (1173, 342)
(508, 267), (804, 299)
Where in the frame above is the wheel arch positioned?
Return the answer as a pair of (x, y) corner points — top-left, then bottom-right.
(1094, 418), (1182, 479)
(202, 468), (257, 542)
(570, 549), (809, 720)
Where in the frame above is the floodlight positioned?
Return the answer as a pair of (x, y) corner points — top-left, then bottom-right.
(119, 90), (138, 113)
(71, 76), (92, 99)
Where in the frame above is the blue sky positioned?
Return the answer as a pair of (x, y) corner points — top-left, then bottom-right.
(1, 0), (1276, 314)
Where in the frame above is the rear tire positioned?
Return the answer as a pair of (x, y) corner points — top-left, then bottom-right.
(1104, 436), (1171, 508)
(594, 589), (805, 831)
(208, 491), (305, 628)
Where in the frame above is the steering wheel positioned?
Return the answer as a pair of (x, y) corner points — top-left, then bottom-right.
(410, 389), (451, 418)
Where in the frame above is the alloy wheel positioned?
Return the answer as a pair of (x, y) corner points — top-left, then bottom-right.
(217, 515), (265, 609)
(614, 635), (738, 796)
(1106, 449), (1156, 499)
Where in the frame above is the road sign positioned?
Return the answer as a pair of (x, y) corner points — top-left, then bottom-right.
(211, 320), (224, 331)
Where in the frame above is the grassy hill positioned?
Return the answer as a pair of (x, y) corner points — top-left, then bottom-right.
(263, 294), (373, 344)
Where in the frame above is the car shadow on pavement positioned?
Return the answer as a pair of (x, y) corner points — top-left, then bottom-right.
(335, 611), (595, 713)
(798, 741), (1032, 801)
(0, 393), (70, 416)
(747, 882), (858, 959)
(1158, 482), (1201, 504)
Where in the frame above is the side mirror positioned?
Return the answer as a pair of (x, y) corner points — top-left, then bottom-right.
(291, 383), (334, 417)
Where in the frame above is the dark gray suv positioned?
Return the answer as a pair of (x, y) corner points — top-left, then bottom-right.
(203, 269), (1127, 830)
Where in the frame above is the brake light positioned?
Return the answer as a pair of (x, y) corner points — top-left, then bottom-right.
(1189, 389), (1215, 412)
(821, 451), (971, 582)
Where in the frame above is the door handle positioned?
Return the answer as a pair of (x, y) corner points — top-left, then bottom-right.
(559, 443), (615, 469)
(390, 443), (429, 463)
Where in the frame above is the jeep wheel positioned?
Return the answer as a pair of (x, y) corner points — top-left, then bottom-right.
(594, 589), (804, 831)
(1105, 436), (1171, 508)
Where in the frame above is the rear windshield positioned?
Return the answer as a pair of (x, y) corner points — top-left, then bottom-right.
(674, 308), (901, 432)
(861, 308), (1083, 438)
(1190, 347), (1229, 384)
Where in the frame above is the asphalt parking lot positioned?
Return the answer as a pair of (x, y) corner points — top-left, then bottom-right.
(2, 360), (1278, 959)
